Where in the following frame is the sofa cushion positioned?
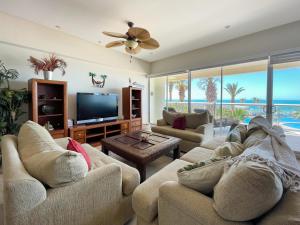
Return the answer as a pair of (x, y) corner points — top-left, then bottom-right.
(151, 126), (202, 143)
(180, 147), (214, 163)
(18, 121), (88, 188)
(163, 110), (181, 125)
(172, 116), (186, 130)
(257, 190), (300, 225)
(132, 159), (190, 223)
(184, 112), (209, 129)
(213, 161), (283, 221)
(201, 136), (226, 150)
(82, 144), (140, 196)
(177, 156), (228, 194)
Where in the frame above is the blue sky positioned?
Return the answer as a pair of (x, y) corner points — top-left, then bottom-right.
(172, 67), (300, 101)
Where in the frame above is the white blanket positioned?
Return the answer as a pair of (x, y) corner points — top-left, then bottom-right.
(230, 116), (300, 191)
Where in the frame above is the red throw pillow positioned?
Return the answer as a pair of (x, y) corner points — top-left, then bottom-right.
(172, 116), (186, 130)
(67, 139), (91, 170)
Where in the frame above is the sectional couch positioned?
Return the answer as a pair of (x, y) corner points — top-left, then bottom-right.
(132, 136), (300, 225)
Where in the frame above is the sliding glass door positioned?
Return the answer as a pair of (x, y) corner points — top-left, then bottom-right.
(271, 60), (300, 151)
(167, 73), (189, 113)
(149, 51), (300, 149)
(222, 60), (268, 127)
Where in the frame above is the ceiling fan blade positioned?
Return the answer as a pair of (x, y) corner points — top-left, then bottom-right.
(125, 46), (141, 55)
(103, 31), (128, 39)
(139, 38), (160, 49)
(105, 41), (125, 48)
(128, 27), (150, 41)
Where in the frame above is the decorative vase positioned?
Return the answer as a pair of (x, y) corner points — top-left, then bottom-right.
(41, 105), (55, 115)
(43, 71), (53, 80)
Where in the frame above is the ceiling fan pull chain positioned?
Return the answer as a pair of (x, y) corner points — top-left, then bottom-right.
(130, 55), (133, 63)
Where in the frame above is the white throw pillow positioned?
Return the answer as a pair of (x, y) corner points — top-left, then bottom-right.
(213, 161), (283, 221)
(18, 121), (88, 188)
(177, 156), (229, 194)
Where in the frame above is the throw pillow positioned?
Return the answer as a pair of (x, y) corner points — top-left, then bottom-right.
(67, 139), (91, 170)
(226, 124), (247, 143)
(163, 110), (181, 126)
(18, 121), (88, 188)
(213, 161), (283, 221)
(213, 142), (245, 158)
(177, 156), (229, 194)
(172, 116), (186, 130)
(184, 112), (209, 129)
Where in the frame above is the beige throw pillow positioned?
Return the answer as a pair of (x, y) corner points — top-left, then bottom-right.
(213, 161), (283, 221)
(213, 142), (245, 158)
(226, 124), (247, 143)
(18, 121), (88, 188)
(163, 110), (181, 125)
(177, 156), (229, 194)
(184, 112), (209, 129)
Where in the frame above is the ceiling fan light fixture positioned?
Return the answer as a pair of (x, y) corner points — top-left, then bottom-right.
(125, 40), (139, 49)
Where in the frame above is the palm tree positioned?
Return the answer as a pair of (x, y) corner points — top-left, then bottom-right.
(252, 97), (260, 103)
(168, 82), (174, 101)
(240, 98), (246, 103)
(224, 82), (245, 111)
(198, 78), (219, 103)
(198, 77), (219, 113)
(224, 82), (245, 103)
(175, 80), (188, 102)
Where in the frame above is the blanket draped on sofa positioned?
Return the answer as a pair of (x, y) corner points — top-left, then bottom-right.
(229, 116), (300, 191)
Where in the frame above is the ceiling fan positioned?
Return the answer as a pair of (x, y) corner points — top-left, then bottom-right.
(103, 22), (160, 55)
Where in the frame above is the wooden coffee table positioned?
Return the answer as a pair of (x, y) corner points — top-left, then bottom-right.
(101, 131), (181, 182)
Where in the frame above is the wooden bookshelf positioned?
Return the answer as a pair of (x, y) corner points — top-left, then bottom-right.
(69, 120), (130, 147)
(122, 87), (142, 131)
(28, 79), (68, 138)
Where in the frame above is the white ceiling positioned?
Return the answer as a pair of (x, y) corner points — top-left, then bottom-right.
(1, 0), (300, 62)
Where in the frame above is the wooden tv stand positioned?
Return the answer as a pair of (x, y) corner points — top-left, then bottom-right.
(69, 120), (130, 147)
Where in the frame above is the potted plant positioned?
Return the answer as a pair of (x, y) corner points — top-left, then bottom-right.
(28, 54), (67, 80)
(0, 61), (28, 138)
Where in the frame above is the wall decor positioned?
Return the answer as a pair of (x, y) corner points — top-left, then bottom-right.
(89, 72), (107, 88)
(28, 54), (67, 80)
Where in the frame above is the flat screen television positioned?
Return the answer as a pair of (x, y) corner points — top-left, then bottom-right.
(76, 92), (118, 125)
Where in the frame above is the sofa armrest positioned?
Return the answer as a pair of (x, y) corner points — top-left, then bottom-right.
(195, 123), (214, 137)
(25, 164), (124, 225)
(157, 119), (167, 126)
(158, 181), (253, 225)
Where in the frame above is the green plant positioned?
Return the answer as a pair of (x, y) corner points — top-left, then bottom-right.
(0, 61), (19, 89)
(0, 60), (28, 137)
(217, 108), (248, 122)
(293, 111), (300, 119)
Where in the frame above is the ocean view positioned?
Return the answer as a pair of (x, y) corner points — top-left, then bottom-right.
(167, 99), (300, 130)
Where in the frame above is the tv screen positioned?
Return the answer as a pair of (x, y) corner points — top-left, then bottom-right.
(76, 93), (118, 124)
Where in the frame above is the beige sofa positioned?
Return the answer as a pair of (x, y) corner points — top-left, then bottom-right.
(1, 135), (140, 225)
(151, 111), (214, 152)
(132, 137), (300, 225)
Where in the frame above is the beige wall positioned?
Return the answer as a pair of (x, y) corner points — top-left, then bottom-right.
(151, 20), (300, 74)
(0, 12), (150, 123)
